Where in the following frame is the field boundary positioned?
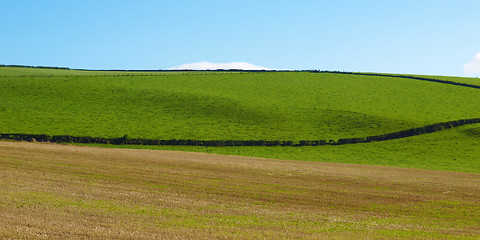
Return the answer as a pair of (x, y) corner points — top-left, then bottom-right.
(3, 65), (478, 89)
(2, 118), (479, 147)
(311, 70), (480, 89)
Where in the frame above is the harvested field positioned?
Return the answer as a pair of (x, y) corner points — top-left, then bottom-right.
(0, 141), (479, 239)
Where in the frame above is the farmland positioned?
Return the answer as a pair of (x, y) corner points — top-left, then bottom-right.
(1, 67), (480, 172)
(2, 66), (480, 238)
(1, 141), (479, 239)
(1, 68), (480, 142)
(92, 122), (480, 173)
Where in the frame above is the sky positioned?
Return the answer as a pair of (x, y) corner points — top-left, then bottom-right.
(1, 0), (479, 77)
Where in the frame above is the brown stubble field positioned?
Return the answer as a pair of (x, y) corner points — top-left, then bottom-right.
(0, 141), (479, 239)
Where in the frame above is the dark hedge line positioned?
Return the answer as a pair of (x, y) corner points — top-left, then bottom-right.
(0, 64), (278, 73)
(334, 118), (480, 145)
(310, 70), (480, 89)
(0, 64), (70, 70)
(75, 69), (277, 72)
(2, 118), (479, 147)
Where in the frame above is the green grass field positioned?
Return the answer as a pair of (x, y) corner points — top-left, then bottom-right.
(1, 68), (480, 141)
(2, 67), (480, 238)
(1, 66), (480, 172)
(83, 123), (480, 173)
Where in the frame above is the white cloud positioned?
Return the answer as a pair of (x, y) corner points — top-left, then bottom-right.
(464, 52), (480, 75)
(169, 61), (271, 70)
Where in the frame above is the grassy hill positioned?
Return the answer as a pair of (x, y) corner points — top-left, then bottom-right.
(1, 66), (479, 172)
(2, 67), (479, 238)
(1, 68), (480, 140)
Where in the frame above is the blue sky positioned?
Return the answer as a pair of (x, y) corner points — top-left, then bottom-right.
(1, 0), (479, 76)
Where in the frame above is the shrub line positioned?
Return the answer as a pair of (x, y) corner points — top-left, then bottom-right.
(310, 71), (480, 90)
(1, 118), (479, 147)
